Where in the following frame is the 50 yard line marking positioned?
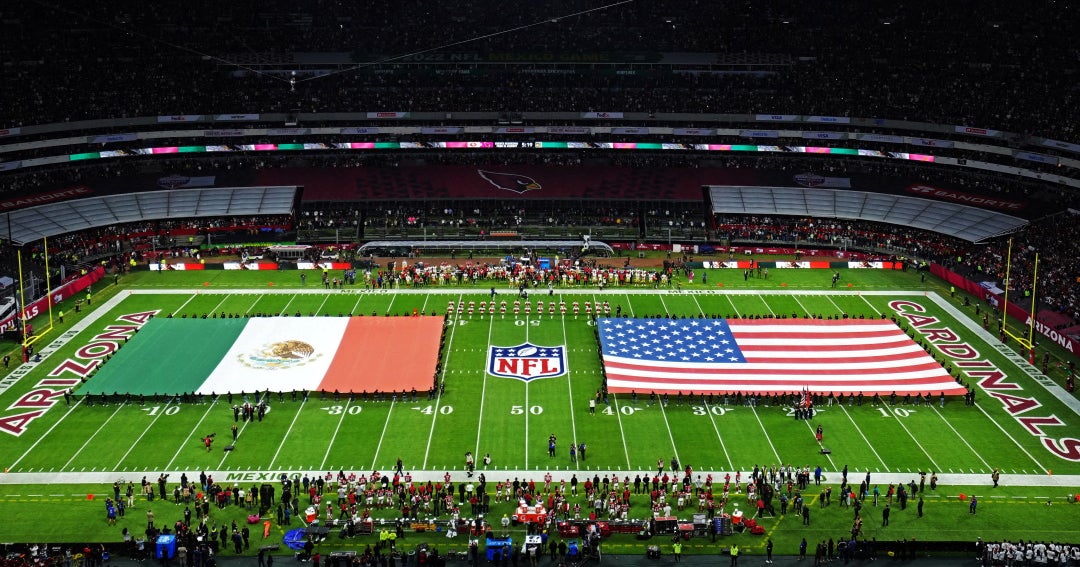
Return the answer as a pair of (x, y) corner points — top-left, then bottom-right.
(422, 294), (462, 469)
(524, 311), (530, 466)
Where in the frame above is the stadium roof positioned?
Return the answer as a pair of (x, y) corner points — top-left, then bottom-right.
(0, 186), (297, 245)
(708, 186), (1028, 243)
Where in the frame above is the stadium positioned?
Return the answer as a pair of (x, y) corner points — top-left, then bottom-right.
(0, 1), (1078, 566)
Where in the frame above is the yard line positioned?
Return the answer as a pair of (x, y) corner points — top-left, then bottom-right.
(280, 294), (298, 314)
(802, 417), (836, 469)
(165, 399), (219, 470)
(973, 403), (1047, 472)
(314, 293), (331, 315)
(609, 394), (633, 469)
(473, 314), (495, 459)
(370, 399), (396, 469)
(690, 294), (705, 316)
(857, 294), (879, 313)
(926, 404), (991, 470)
(114, 399), (175, 469)
(173, 293), (199, 314)
(792, 295), (813, 317)
(656, 399), (682, 466)
(420, 294), (430, 315)
(62, 403), (127, 470)
(384, 294), (397, 315)
(319, 399), (352, 470)
(725, 295), (741, 317)
(218, 397), (261, 468)
(243, 295), (264, 313)
(349, 294), (364, 315)
(8, 400), (83, 471)
(749, 405), (782, 464)
(882, 401), (941, 471)
(525, 382), (531, 466)
(837, 404), (888, 470)
(524, 312), (530, 466)
(658, 294), (671, 314)
(624, 293), (636, 317)
(559, 309), (579, 453)
(825, 295), (844, 314)
(268, 398), (307, 469)
(701, 401), (734, 470)
(207, 295), (231, 315)
(757, 294), (776, 315)
(423, 294), (462, 468)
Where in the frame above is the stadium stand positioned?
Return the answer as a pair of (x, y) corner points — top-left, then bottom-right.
(1, 0), (1078, 342)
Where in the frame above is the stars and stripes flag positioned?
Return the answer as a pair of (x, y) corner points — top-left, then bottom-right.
(597, 317), (967, 396)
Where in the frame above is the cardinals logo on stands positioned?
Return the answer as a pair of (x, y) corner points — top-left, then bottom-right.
(477, 170), (542, 194)
(488, 343), (567, 382)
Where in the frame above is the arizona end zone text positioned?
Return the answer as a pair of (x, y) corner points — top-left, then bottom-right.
(889, 300), (1080, 462)
(0, 311), (158, 436)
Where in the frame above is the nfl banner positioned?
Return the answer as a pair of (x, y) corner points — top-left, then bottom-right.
(488, 343), (567, 382)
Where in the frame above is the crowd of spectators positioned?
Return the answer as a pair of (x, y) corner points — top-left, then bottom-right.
(712, 213), (1080, 334)
(1, 1), (1078, 144)
(712, 215), (970, 261)
(956, 212), (1080, 326)
(2, 151), (1066, 218)
(977, 539), (1080, 566)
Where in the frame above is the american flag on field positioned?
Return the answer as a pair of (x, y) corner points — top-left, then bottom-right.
(597, 317), (967, 396)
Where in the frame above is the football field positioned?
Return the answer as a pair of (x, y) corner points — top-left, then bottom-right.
(1, 268), (1078, 546)
(3, 278), (1078, 479)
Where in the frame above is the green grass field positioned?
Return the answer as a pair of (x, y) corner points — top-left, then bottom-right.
(0, 266), (1077, 552)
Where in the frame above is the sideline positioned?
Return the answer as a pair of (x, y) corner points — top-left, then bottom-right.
(0, 291), (132, 397)
(1, 468), (1077, 488)
(929, 292), (1080, 416)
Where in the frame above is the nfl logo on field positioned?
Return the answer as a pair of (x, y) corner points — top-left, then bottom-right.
(488, 343), (567, 382)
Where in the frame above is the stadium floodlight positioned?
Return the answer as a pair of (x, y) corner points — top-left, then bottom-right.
(1000, 237), (1038, 363)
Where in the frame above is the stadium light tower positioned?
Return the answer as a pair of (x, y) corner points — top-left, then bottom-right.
(1000, 237), (1039, 363)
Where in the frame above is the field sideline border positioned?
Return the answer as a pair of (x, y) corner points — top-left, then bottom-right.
(2, 288), (1078, 488)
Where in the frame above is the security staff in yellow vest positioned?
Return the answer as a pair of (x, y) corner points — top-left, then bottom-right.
(730, 544), (739, 567)
(672, 541), (682, 562)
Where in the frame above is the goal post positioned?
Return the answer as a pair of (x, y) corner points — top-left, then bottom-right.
(1000, 237), (1038, 362)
